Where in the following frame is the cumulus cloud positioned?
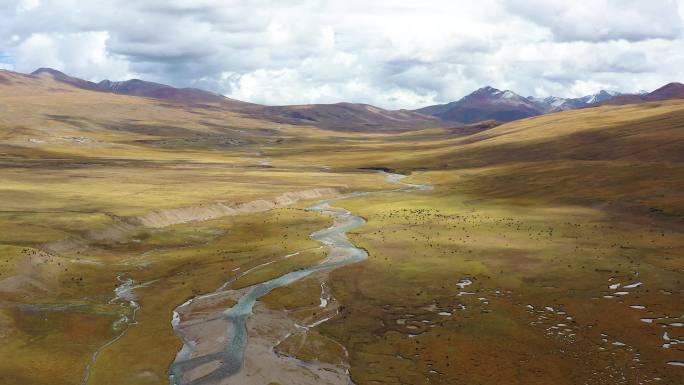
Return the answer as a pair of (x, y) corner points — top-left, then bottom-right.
(0, 0), (683, 108)
(11, 31), (135, 81)
(505, 0), (683, 42)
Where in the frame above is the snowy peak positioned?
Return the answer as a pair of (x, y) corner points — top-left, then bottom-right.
(472, 86), (498, 95)
(528, 96), (567, 108)
(581, 90), (620, 104)
(467, 86), (520, 99)
(463, 86), (533, 106)
(528, 90), (622, 112)
(415, 86), (542, 124)
(415, 87), (630, 124)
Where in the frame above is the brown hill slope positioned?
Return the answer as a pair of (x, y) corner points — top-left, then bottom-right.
(242, 102), (441, 132)
(1, 66), (684, 385)
(0, 68), (293, 161)
(24, 68), (442, 132)
(382, 100), (684, 219)
(31, 68), (251, 108)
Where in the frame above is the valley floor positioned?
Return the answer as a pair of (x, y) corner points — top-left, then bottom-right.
(0, 79), (682, 384)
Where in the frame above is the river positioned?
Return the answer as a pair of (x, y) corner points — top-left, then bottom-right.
(169, 172), (431, 385)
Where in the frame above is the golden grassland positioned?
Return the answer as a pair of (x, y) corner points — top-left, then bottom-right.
(261, 103), (684, 384)
(0, 71), (683, 384)
(317, 172), (682, 384)
(0, 204), (333, 385)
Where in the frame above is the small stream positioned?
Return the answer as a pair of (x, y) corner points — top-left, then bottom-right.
(81, 275), (155, 385)
(169, 172), (431, 385)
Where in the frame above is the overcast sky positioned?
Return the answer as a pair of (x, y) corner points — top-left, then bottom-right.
(2, 0), (684, 108)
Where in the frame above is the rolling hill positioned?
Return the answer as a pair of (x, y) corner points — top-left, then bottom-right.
(241, 102), (440, 131)
(31, 68), (250, 107)
(23, 68), (684, 130)
(27, 68), (440, 132)
(1, 64), (684, 385)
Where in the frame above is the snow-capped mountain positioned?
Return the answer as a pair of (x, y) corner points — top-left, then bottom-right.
(527, 96), (568, 110)
(415, 86), (542, 124)
(583, 90), (621, 104)
(529, 90), (622, 113)
(416, 87), (625, 123)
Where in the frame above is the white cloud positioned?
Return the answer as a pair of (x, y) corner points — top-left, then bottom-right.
(15, 0), (40, 13)
(11, 31), (135, 81)
(505, 0), (683, 42)
(222, 67), (435, 108)
(0, 0), (683, 108)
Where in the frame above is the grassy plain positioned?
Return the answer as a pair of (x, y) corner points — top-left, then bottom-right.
(261, 103), (684, 384)
(314, 172), (683, 384)
(0, 71), (391, 385)
(1, 70), (683, 384)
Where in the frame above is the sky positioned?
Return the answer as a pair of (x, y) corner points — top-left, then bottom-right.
(1, 0), (684, 109)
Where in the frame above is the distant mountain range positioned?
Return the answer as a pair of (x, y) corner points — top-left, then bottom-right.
(414, 87), (623, 124)
(29, 68), (439, 131)
(250, 103), (440, 131)
(597, 82), (684, 106)
(416, 87), (543, 124)
(22, 68), (684, 129)
(31, 67), (251, 107)
(415, 84), (684, 124)
(528, 90), (621, 112)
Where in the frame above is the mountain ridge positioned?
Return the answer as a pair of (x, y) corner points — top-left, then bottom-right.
(31, 67), (251, 107)
(10, 67), (684, 129)
(415, 86), (541, 124)
(598, 82), (684, 106)
(416, 87), (624, 124)
(20, 68), (440, 132)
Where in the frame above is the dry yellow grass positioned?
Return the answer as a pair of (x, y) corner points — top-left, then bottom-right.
(0, 71), (682, 384)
